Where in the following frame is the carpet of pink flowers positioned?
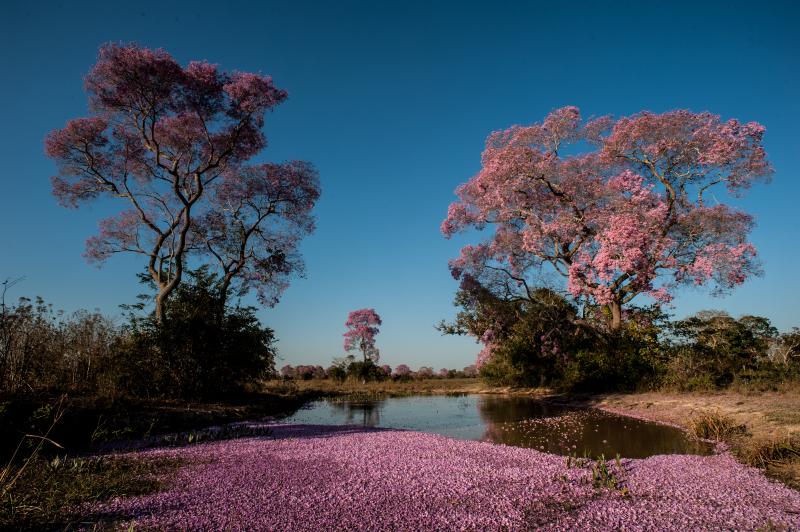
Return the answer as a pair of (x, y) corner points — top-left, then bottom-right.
(89, 424), (800, 531)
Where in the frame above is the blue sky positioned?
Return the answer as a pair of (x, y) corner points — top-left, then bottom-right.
(1, 0), (798, 370)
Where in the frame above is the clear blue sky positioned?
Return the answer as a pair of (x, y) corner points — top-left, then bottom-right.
(1, 0), (798, 370)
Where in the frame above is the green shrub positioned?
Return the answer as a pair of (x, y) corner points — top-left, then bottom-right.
(345, 360), (386, 382)
(327, 366), (346, 383)
(113, 269), (277, 398)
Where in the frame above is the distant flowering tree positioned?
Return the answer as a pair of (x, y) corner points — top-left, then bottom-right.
(438, 368), (449, 378)
(280, 365), (295, 379)
(417, 366), (434, 378)
(312, 365), (326, 379)
(442, 107), (771, 331)
(45, 43), (318, 322)
(295, 365), (314, 380)
(343, 309), (382, 363)
(463, 365), (478, 377)
(381, 364), (392, 376)
(394, 364), (411, 377)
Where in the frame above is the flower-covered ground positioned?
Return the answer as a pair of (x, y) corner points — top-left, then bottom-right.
(89, 424), (800, 531)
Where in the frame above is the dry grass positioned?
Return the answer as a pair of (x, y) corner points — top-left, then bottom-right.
(689, 411), (747, 440)
(1, 454), (181, 530)
(261, 378), (551, 397)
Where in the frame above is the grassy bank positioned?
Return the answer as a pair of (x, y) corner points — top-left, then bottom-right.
(0, 389), (320, 529)
(264, 377), (551, 397)
(0, 390), (320, 460)
(591, 388), (800, 488)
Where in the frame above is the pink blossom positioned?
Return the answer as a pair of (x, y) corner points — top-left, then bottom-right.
(343, 308), (382, 362)
(86, 424), (800, 530)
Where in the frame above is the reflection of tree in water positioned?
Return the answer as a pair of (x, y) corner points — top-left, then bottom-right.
(329, 400), (384, 426)
(476, 396), (573, 449)
(477, 396), (571, 424)
(476, 396), (712, 458)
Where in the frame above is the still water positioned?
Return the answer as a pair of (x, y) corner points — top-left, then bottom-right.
(283, 394), (712, 458)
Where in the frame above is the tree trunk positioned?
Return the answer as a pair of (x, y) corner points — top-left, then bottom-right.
(155, 290), (167, 324)
(608, 301), (622, 331)
(152, 206), (193, 324)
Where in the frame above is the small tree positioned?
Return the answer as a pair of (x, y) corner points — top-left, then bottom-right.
(343, 309), (382, 363)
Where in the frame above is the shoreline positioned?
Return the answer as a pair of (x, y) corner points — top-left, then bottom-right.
(83, 423), (800, 530)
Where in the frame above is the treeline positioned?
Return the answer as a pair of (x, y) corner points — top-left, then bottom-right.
(440, 280), (800, 392)
(278, 362), (478, 382)
(0, 270), (277, 400)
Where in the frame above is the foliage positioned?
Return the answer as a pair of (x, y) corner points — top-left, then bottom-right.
(116, 268), (277, 398)
(327, 365), (347, 383)
(664, 311), (792, 390)
(345, 360), (387, 383)
(0, 288), (119, 395)
(0, 269), (277, 400)
(441, 272), (797, 392)
(1, 454), (180, 530)
(442, 107), (771, 330)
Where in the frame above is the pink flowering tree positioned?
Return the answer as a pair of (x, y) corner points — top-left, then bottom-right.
(343, 309), (382, 363)
(380, 364), (393, 376)
(45, 43), (317, 322)
(417, 366), (434, 379)
(443, 107), (771, 331)
(394, 364), (411, 377)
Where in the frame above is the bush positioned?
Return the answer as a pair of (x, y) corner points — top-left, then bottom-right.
(345, 360), (385, 382)
(114, 270), (277, 398)
(0, 295), (119, 395)
(0, 270), (277, 400)
(327, 366), (346, 383)
(444, 274), (799, 393)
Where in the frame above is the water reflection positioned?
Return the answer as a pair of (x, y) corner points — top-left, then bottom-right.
(284, 394), (712, 458)
(329, 399), (383, 426)
(476, 396), (710, 458)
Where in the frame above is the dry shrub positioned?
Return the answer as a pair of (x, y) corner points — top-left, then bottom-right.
(740, 437), (800, 468)
(689, 411), (746, 441)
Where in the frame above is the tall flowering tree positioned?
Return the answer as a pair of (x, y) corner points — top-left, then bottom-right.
(45, 43), (318, 322)
(343, 309), (382, 363)
(443, 106), (771, 331)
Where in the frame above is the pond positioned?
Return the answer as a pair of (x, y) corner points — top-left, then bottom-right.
(283, 394), (713, 458)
